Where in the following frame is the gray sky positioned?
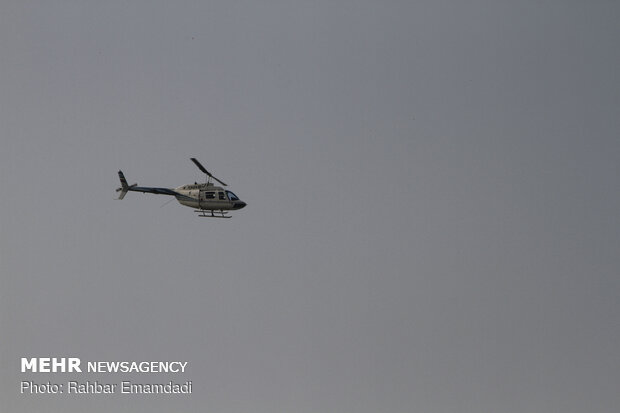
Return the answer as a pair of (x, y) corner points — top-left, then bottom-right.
(1, 1), (619, 412)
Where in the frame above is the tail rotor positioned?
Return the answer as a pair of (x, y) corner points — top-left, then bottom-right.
(116, 170), (137, 199)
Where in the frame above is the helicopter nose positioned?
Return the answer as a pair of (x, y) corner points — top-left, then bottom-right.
(234, 201), (247, 210)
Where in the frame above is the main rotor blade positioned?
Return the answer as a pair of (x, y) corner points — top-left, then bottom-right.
(209, 175), (227, 186)
(191, 157), (208, 174)
(190, 158), (227, 186)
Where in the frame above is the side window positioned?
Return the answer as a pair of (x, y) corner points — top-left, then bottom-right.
(205, 192), (215, 199)
(218, 192), (226, 200)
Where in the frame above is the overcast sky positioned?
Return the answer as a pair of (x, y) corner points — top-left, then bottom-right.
(1, 1), (619, 412)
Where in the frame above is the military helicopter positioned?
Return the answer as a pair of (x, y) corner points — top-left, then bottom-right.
(116, 158), (246, 218)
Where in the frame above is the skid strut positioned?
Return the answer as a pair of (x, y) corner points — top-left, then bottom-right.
(194, 209), (231, 218)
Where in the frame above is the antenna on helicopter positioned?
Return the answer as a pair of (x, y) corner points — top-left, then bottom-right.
(190, 158), (227, 186)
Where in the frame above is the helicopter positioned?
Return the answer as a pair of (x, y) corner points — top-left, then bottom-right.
(116, 158), (246, 218)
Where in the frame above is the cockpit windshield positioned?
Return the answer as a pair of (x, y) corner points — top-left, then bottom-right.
(226, 191), (239, 201)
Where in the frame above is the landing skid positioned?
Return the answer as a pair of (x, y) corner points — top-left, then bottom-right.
(194, 209), (231, 218)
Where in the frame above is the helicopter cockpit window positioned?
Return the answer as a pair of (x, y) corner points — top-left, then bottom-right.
(226, 191), (239, 201)
(218, 192), (226, 200)
(205, 192), (215, 199)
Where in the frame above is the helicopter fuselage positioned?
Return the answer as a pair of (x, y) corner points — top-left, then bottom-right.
(174, 182), (246, 211)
